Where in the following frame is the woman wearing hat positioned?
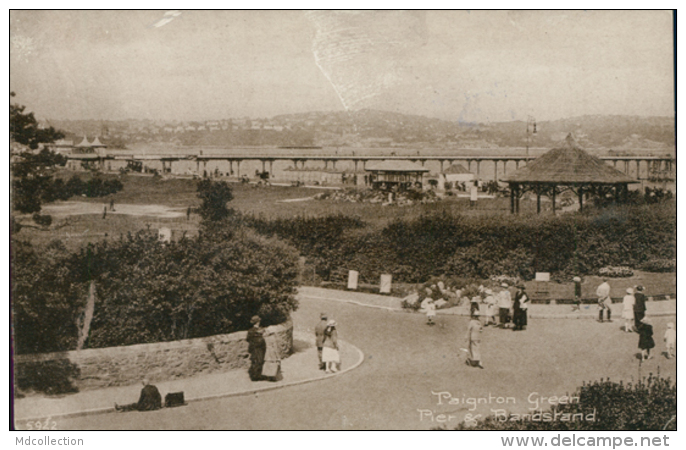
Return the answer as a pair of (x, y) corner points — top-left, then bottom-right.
(633, 286), (647, 331)
(322, 320), (340, 373)
(247, 315), (267, 381)
(512, 284), (529, 331)
(638, 317), (655, 360)
(465, 311), (484, 368)
(622, 288), (635, 333)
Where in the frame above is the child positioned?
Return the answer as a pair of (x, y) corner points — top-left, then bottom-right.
(470, 295), (481, 317)
(664, 323), (676, 359)
(425, 299), (436, 325)
(482, 289), (497, 327)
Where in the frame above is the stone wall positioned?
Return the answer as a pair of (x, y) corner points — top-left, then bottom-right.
(15, 320), (292, 393)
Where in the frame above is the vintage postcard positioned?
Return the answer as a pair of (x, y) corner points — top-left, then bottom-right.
(10, 10), (676, 434)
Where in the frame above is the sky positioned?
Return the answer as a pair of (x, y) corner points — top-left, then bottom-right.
(9, 10), (675, 123)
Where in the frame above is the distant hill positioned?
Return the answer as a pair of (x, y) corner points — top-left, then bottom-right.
(48, 110), (675, 151)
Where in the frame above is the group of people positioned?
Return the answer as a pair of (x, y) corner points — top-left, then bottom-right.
(597, 278), (676, 361)
(463, 283), (529, 370)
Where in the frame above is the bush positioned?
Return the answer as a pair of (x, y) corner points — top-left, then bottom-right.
(32, 213), (52, 227)
(12, 221), (300, 353)
(244, 202), (675, 285)
(447, 374), (676, 430)
(66, 175), (86, 197)
(79, 226), (299, 348)
(11, 239), (86, 354)
(15, 360), (80, 395)
(197, 179), (234, 222)
(639, 258), (676, 273)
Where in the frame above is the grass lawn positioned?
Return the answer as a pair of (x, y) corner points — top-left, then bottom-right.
(16, 171), (516, 249)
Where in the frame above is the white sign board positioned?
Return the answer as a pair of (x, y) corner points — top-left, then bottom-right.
(158, 227), (172, 243)
(379, 274), (392, 294)
(535, 272), (550, 282)
(347, 270), (359, 290)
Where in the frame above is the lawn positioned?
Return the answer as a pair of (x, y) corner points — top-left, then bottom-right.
(16, 171), (518, 249)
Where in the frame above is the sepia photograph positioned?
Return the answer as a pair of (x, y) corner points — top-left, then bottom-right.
(10, 10), (676, 433)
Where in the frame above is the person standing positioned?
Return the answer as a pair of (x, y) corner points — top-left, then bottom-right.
(247, 315), (267, 381)
(638, 317), (655, 360)
(470, 295), (481, 317)
(572, 276), (582, 311)
(425, 299), (436, 325)
(465, 311), (484, 368)
(518, 285), (530, 330)
(483, 289), (497, 327)
(633, 285), (647, 331)
(664, 323), (676, 359)
(512, 284), (528, 331)
(322, 320), (340, 373)
(622, 288), (635, 333)
(596, 278), (612, 322)
(497, 283), (512, 328)
(315, 313), (328, 370)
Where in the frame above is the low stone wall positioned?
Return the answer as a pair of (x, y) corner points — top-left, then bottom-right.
(15, 320), (292, 393)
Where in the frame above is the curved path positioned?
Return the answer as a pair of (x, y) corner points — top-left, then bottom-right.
(45, 293), (675, 430)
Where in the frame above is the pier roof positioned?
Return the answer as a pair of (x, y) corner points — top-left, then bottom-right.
(364, 160), (429, 172)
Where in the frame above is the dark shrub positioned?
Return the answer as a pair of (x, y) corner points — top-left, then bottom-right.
(32, 213), (52, 227)
(66, 175), (86, 197)
(16, 360), (80, 395)
(197, 179), (234, 222)
(447, 374), (676, 431)
(639, 258), (676, 273)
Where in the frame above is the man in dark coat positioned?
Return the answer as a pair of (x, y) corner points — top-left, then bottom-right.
(512, 285), (529, 331)
(633, 285), (647, 331)
(247, 315), (267, 381)
(115, 379), (162, 412)
(315, 312), (328, 370)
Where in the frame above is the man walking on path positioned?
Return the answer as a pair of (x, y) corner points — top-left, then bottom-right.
(315, 313), (328, 370)
(596, 278), (612, 322)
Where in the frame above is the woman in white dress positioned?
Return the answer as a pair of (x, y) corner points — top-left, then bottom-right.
(322, 320), (340, 373)
(622, 288), (635, 333)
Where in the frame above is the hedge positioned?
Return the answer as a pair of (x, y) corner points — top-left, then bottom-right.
(445, 374), (676, 430)
(11, 224), (300, 354)
(244, 201), (675, 284)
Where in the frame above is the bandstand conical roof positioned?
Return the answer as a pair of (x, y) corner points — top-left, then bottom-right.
(504, 134), (637, 184)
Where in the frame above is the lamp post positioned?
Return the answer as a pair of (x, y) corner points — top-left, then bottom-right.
(526, 116), (537, 160)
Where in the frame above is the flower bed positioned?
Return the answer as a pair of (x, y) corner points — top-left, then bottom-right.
(598, 266), (634, 278)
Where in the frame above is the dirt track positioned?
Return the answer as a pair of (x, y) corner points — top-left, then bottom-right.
(40, 201), (186, 218)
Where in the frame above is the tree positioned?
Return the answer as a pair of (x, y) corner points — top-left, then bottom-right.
(10, 92), (64, 150)
(10, 92), (66, 215)
(196, 178), (234, 222)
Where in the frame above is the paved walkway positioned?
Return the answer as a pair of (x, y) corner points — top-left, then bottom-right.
(298, 286), (677, 319)
(14, 330), (363, 423)
(13, 287), (675, 426)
